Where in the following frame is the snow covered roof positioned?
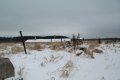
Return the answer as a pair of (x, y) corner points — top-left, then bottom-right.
(25, 39), (71, 43)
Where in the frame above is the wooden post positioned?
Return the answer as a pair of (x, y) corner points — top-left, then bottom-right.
(19, 31), (27, 54)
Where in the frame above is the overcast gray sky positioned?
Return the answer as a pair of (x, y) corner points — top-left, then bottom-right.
(0, 0), (120, 38)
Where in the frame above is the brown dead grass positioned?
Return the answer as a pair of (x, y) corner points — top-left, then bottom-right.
(0, 42), (24, 54)
(0, 43), (8, 49)
(82, 41), (103, 58)
(84, 48), (94, 58)
(0, 43), (21, 48)
(88, 41), (100, 50)
(11, 46), (24, 54)
(50, 42), (65, 50)
(27, 43), (45, 51)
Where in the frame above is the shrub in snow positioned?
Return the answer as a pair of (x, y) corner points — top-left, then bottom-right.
(50, 55), (55, 62)
(49, 54), (60, 63)
(40, 55), (60, 67)
(66, 47), (74, 53)
(84, 48), (94, 59)
(93, 48), (103, 53)
(61, 70), (69, 78)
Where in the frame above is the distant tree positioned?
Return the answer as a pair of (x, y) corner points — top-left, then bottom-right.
(76, 33), (80, 46)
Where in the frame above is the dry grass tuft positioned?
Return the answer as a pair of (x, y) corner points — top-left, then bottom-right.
(60, 60), (74, 78)
(27, 43), (45, 51)
(32, 44), (42, 51)
(50, 42), (65, 50)
(88, 41), (100, 50)
(79, 40), (103, 58)
(84, 48), (94, 58)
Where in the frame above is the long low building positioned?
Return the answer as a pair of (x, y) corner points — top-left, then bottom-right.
(25, 38), (71, 43)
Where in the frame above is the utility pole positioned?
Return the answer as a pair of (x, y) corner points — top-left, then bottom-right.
(19, 31), (27, 54)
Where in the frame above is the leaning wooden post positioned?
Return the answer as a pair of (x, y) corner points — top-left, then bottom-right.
(19, 31), (27, 54)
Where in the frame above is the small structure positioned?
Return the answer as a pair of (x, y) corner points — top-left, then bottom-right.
(25, 35), (70, 43)
(0, 58), (14, 79)
(26, 39), (71, 43)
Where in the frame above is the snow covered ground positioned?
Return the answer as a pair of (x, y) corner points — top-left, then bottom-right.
(1, 42), (120, 80)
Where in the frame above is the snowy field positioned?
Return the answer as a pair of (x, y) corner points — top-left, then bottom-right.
(0, 42), (120, 80)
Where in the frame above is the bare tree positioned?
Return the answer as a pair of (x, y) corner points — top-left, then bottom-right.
(72, 34), (76, 53)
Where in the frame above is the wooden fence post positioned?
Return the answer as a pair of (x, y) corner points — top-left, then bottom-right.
(19, 31), (27, 54)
